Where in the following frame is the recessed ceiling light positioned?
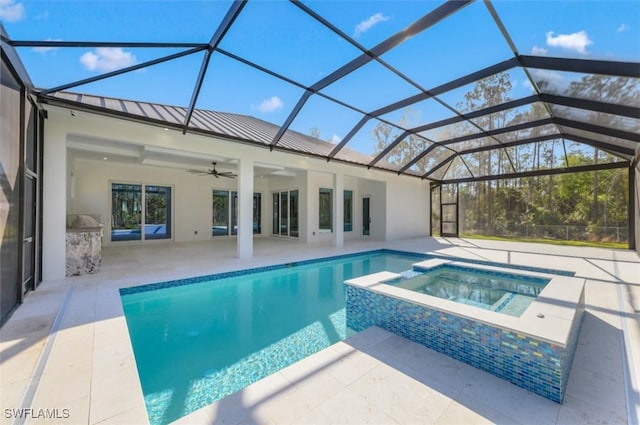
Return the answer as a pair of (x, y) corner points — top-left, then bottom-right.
(163, 127), (169, 131)
(103, 157), (108, 160)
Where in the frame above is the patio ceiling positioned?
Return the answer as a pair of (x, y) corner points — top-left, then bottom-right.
(2, 0), (638, 182)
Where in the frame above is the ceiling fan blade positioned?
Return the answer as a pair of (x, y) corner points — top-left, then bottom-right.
(186, 169), (208, 175)
(218, 173), (236, 179)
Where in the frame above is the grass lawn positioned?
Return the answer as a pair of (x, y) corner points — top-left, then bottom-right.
(458, 233), (629, 249)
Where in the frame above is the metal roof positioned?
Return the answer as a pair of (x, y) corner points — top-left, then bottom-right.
(44, 90), (376, 165)
(2, 0), (639, 182)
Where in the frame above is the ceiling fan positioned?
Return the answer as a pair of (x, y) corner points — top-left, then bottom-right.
(187, 162), (237, 179)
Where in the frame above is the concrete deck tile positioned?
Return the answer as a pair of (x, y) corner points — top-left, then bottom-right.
(28, 395), (90, 425)
(89, 366), (146, 425)
(170, 405), (215, 425)
(555, 394), (627, 425)
(293, 386), (400, 425)
(1, 378), (31, 425)
(341, 325), (394, 349)
(0, 342), (46, 386)
(347, 362), (455, 425)
(368, 333), (477, 396)
(276, 343), (345, 384)
(321, 343), (381, 386)
(564, 365), (627, 414)
(32, 370), (91, 410)
(191, 392), (249, 425)
(254, 371), (342, 424)
(434, 392), (522, 425)
(460, 367), (560, 425)
(92, 406), (149, 425)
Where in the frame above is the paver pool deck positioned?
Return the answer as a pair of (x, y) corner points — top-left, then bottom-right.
(1, 237), (638, 424)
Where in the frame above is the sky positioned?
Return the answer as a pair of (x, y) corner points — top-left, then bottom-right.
(2, 0), (639, 157)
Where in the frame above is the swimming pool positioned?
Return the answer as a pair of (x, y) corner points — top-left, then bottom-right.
(120, 250), (425, 425)
(391, 264), (550, 317)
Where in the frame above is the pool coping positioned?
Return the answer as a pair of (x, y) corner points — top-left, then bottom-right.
(344, 258), (586, 347)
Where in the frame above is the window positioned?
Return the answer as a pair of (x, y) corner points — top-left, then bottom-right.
(213, 190), (261, 236)
(253, 193), (261, 234)
(111, 184), (142, 241)
(212, 190), (229, 236)
(272, 189), (298, 237)
(319, 188), (333, 233)
(272, 192), (279, 236)
(145, 186), (172, 239)
(280, 191), (288, 235)
(344, 190), (353, 232)
(111, 183), (172, 242)
(289, 190), (299, 237)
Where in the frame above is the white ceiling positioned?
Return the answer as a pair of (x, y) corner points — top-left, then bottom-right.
(66, 134), (297, 178)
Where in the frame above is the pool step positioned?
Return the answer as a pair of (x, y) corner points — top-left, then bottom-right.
(400, 269), (423, 279)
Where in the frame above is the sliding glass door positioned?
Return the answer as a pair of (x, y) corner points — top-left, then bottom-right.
(111, 184), (142, 241)
(145, 186), (172, 240)
(272, 189), (298, 237)
(111, 183), (172, 242)
(212, 190), (261, 236)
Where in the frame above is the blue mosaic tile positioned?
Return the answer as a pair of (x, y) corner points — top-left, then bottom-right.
(119, 248), (571, 296)
(345, 284), (584, 403)
(119, 249), (402, 295)
(405, 250), (575, 277)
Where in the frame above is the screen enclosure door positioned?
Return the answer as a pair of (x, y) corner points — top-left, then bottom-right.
(440, 184), (458, 237)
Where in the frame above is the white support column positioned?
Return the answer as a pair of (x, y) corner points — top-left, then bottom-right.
(333, 172), (344, 248)
(237, 158), (254, 259)
(42, 122), (67, 280)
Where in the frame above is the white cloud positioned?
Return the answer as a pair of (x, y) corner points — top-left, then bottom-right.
(329, 134), (342, 144)
(617, 23), (630, 32)
(32, 38), (62, 54)
(0, 0), (25, 22)
(354, 13), (390, 38)
(545, 30), (593, 54)
(257, 96), (283, 113)
(80, 48), (137, 72)
(531, 45), (548, 56)
(530, 69), (566, 92)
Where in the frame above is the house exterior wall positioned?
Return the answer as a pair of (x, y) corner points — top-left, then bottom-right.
(634, 147), (639, 255)
(386, 177), (429, 241)
(43, 122), (67, 280)
(42, 105), (430, 280)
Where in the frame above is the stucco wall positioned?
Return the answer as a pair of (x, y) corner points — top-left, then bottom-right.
(386, 177), (429, 241)
(358, 179), (386, 241)
(71, 159), (271, 245)
(635, 148), (639, 256)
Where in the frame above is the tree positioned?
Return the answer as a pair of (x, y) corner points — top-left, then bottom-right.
(371, 108), (451, 175)
(456, 72), (514, 232)
(309, 127), (321, 139)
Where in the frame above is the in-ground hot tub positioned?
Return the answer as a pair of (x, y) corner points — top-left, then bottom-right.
(345, 258), (585, 403)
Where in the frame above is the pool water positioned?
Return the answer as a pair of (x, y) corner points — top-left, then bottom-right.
(120, 251), (423, 425)
(392, 264), (550, 317)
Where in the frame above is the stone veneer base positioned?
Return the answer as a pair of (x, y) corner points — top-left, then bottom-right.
(65, 230), (102, 276)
